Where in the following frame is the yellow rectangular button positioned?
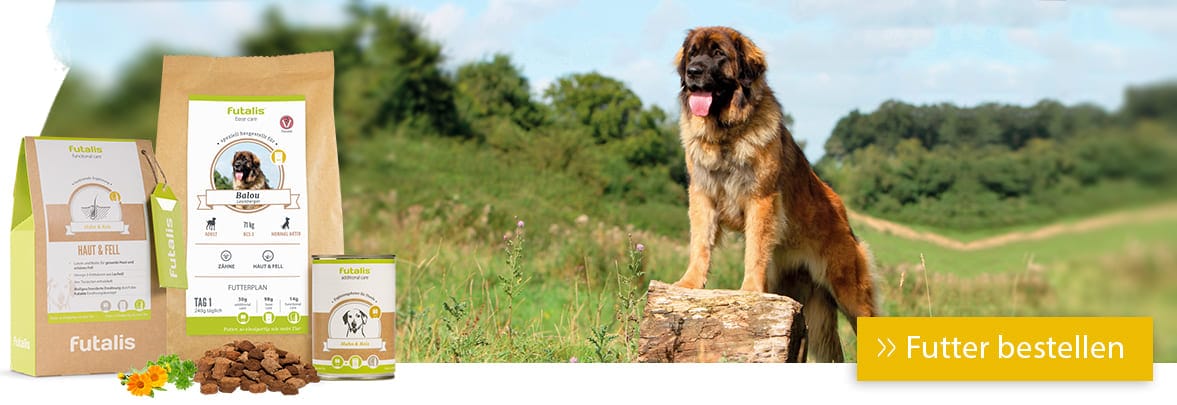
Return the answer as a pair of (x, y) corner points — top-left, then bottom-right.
(857, 317), (1152, 381)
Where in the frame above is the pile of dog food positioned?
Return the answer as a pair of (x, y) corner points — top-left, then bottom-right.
(194, 340), (320, 395)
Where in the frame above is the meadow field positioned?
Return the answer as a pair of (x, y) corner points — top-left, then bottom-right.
(340, 135), (1177, 363)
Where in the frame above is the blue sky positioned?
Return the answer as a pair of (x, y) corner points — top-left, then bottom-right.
(50, 0), (1177, 158)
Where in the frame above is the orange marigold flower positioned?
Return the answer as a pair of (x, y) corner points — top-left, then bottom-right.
(126, 373), (153, 397)
(146, 365), (169, 388)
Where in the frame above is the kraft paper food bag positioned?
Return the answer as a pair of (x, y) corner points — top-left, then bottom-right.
(10, 137), (166, 376)
(155, 52), (344, 361)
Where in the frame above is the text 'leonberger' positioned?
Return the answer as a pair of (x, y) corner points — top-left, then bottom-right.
(673, 26), (877, 362)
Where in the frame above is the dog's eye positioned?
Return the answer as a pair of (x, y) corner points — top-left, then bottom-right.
(713, 48), (725, 58)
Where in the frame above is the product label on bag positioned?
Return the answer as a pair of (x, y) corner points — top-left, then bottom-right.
(185, 95), (308, 335)
(33, 139), (152, 323)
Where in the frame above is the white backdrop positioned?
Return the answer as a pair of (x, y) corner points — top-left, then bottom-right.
(0, 0), (69, 379)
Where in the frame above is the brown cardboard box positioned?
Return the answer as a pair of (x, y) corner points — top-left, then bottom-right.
(11, 137), (166, 376)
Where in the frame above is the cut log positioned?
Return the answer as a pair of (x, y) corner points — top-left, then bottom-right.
(637, 280), (806, 363)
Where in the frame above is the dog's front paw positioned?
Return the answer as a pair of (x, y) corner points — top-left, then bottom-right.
(672, 276), (705, 289)
(738, 281), (766, 293)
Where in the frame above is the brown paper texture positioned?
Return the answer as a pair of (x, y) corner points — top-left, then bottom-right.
(156, 52), (343, 361)
(20, 138), (166, 376)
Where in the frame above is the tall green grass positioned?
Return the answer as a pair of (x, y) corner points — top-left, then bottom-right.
(341, 134), (1177, 362)
(857, 216), (1177, 277)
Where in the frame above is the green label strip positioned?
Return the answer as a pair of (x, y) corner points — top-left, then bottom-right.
(33, 136), (138, 142)
(314, 364), (396, 375)
(150, 184), (187, 289)
(186, 315), (308, 335)
(313, 258), (396, 265)
(188, 95), (306, 101)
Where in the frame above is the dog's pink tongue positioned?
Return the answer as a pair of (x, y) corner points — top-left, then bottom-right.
(234, 172), (243, 181)
(688, 92), (712, 116)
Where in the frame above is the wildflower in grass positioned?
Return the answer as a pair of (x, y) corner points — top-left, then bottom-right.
(636, 243), (645, 252)
(569, 357), (579, 363)
(146, 365), (169, 388)
(517, 220), (525, 228)
(126, 372), (154, 397)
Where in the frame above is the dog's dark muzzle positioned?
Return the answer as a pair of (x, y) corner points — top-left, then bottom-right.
(684, 59), (720, 92)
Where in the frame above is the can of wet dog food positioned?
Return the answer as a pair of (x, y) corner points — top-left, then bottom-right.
(311, 254), (396, 379)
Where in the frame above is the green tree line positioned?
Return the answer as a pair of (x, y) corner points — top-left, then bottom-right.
(817, 85), (1177, 229)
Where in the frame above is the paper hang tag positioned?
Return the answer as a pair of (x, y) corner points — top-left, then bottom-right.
(150, 183), (187, 289)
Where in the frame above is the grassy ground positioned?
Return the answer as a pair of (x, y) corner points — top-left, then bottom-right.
(887, 197), (1177, 243)
(858, 215), (1177, 277)
(846, 218), (1177, 362)
(341, 135), (1177, 363)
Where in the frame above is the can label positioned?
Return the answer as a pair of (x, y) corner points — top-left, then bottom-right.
(312, 257), (395, 377)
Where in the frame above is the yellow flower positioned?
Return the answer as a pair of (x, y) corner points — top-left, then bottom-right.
(146, 365), (169, 388)
(117, 372), (126, 380)
(126, 373), (153, 397)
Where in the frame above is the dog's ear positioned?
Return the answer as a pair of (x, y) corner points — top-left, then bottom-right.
(733, 31), (766, 87)
(251, 152), (262, 167)
(675, 28), (695, 79)
(342, 312), (350, 323)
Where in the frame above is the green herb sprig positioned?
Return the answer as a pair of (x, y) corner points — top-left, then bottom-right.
(118, 353), (197, 397)
(147, 354), (197, 390)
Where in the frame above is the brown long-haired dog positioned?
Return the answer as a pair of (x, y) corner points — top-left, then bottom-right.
(232, 150), (270, 191)
(231, 150), (270, 210)
(672, 26), (877, 362)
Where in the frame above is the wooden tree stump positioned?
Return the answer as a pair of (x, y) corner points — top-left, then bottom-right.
(637, 281), (806, 363)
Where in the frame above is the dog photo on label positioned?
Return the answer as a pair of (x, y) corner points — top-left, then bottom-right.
(232, 150), (271, 191)
(673, 26), (878, 362)
(212, 143), (281, 211)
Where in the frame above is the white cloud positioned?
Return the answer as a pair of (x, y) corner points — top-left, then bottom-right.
(769, 27), (935, 76)
(611, 56), (678, 111)
(126, 3), (244, 55)
(422, 3), (466, 44)
(641, 0), (687, 52)
(280, 1), (349, 26)
(604, 0), (686, 108)
(1112, 3), (1177, 39)
(788, 0), (1068, 28)
(416, 0), (577, 65)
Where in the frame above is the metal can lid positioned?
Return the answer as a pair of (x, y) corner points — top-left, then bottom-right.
(312, 254), (396, 260)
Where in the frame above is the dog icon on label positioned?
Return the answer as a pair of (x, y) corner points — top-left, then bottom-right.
(342, 308), (368, 337)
